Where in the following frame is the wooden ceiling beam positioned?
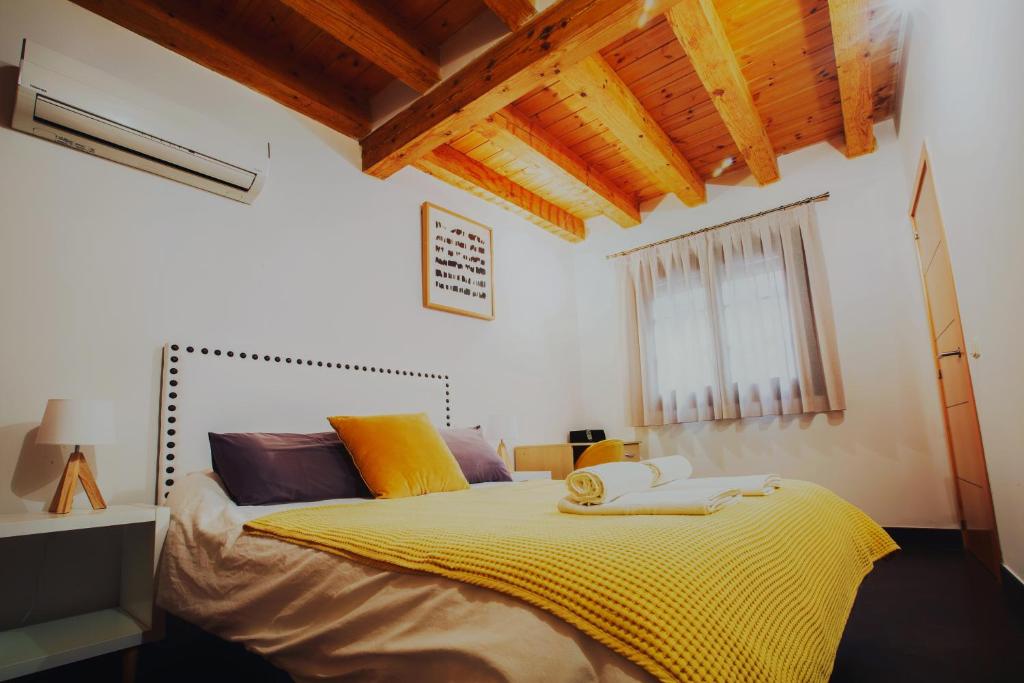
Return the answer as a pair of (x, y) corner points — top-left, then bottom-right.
(828, 0), (876, 157)
(475, 108), (642, 227)
(361, 0), (688, 179)
(560, 55), (705, 207)
(71, 0), (370, 137)
(666, 0), (779, 185)
(483, 0), (537, 30)
(416, 145), (586, 242)
(277, 0), (440, 94)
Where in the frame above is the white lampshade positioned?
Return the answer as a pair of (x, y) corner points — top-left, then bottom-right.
(486, 414), (519, 441)
(36, 399), (116, 446)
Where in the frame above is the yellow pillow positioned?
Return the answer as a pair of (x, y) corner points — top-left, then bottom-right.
(327, 412), (469, 499)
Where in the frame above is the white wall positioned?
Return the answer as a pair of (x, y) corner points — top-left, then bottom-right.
(895, 0), (1024, 577)
(0, 1), (992, 545)
(572, 122), (959, 529)
(0, 0), (583, 513)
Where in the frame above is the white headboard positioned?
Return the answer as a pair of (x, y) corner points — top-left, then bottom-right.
(156, 343), (451, 503)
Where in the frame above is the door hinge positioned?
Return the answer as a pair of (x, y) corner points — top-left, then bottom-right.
(913, 231), (920, 240)
(938, 368), (943, 380)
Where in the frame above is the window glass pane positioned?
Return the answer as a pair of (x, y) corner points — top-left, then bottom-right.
(717, 250), (797, 384)
(650, 265), (715, 402)
(648, 246), (798, 404)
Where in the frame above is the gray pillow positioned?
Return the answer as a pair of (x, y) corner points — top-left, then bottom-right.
(440, 426), (513, 484)
(209, 431), (371, 505)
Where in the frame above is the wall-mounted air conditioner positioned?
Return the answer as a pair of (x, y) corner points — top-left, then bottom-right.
(13, 40), (268, 204)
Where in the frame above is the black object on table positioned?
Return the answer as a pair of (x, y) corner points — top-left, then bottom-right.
(568, 428), (606, 463)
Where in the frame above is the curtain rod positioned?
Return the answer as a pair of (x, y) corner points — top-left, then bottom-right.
(605, 192), (830, 259)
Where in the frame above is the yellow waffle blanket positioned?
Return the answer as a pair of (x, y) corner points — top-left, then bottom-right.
(245, 479), (896, 682)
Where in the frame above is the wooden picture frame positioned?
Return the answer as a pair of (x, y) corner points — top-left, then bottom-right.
(421, 202), (495, 320)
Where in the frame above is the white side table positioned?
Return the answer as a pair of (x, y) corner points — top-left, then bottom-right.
(0, 504), (169, 681)
(511, 470), (552, 482)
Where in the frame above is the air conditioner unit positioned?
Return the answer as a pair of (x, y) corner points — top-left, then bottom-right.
(13, 40), (268, 204)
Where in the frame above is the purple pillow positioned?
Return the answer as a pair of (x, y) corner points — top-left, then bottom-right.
(440, 426), (512, 484)
(209, 431), (371, 505)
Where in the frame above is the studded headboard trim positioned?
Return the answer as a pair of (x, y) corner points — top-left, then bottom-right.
(156, 343), (452, 502)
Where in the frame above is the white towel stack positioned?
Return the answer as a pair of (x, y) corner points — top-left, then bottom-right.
(562, 455), (742, 516)
(661, 474), (782, 496)
(641, 455), (693, 486)
(558, 486), (740, 516)
(564, 461), (656, 505)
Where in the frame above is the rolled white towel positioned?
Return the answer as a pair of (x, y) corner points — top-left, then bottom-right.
(661, 474), (782, 496)
(558, 486), (741, 516)
(565, 461), (656, 505)
(641, 455), (693, 486)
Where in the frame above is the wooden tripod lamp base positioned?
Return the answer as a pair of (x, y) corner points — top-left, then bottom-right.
(37, 399), (115, 515)
(497, 439), (511, 469)
(49, 448), (107, 514)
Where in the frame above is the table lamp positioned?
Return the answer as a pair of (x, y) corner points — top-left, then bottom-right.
(486, 415), (519, 469)
(36, 399), (115, 514)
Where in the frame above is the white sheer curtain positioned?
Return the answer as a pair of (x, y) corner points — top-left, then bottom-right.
(623, 204), (844, 426)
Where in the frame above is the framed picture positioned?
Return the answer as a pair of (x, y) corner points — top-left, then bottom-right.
(421, 202), (495, 320)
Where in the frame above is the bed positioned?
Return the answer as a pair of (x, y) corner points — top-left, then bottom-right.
(159, 471), (649, 682)
(153, 343), (896, 682)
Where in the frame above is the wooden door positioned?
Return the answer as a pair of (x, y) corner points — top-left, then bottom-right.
(910, 147), (1001, 576)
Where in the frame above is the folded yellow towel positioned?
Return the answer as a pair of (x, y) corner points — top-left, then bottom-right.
(664, 474), (782, 496)
(641, 455), (693, 486)
(565, 461), (654, 505)
(558, 486), (740, 515)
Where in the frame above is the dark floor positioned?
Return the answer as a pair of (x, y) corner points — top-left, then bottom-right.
(832, 531), (1024, 682)
(16, 532), (1024, 682)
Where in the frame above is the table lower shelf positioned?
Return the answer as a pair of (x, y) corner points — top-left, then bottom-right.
(0, 607), (145, 681)
(511, 470), (552, 482)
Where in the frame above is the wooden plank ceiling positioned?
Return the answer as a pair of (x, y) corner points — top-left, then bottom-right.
(74, 0), (904, 242)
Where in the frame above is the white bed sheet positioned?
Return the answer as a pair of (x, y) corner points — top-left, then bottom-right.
(157, 472), (651, 683)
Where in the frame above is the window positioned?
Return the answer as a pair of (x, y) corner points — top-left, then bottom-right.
(649, 262), (716, 405)
(624, 206), (844, 426)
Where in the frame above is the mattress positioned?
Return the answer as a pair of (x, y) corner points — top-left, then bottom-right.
(157, 472), (651, 682)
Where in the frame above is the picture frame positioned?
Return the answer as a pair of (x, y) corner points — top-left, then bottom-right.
(421, 202), (495, 321)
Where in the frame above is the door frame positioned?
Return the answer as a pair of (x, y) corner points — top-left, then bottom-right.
(908, 142), (1000, 565)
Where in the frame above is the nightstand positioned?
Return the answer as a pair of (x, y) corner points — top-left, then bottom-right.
(0, 504), (169, 681)
(514, 444), (574, 479)
(515, 441), (644, 479)
(570, 441), (642, 459)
